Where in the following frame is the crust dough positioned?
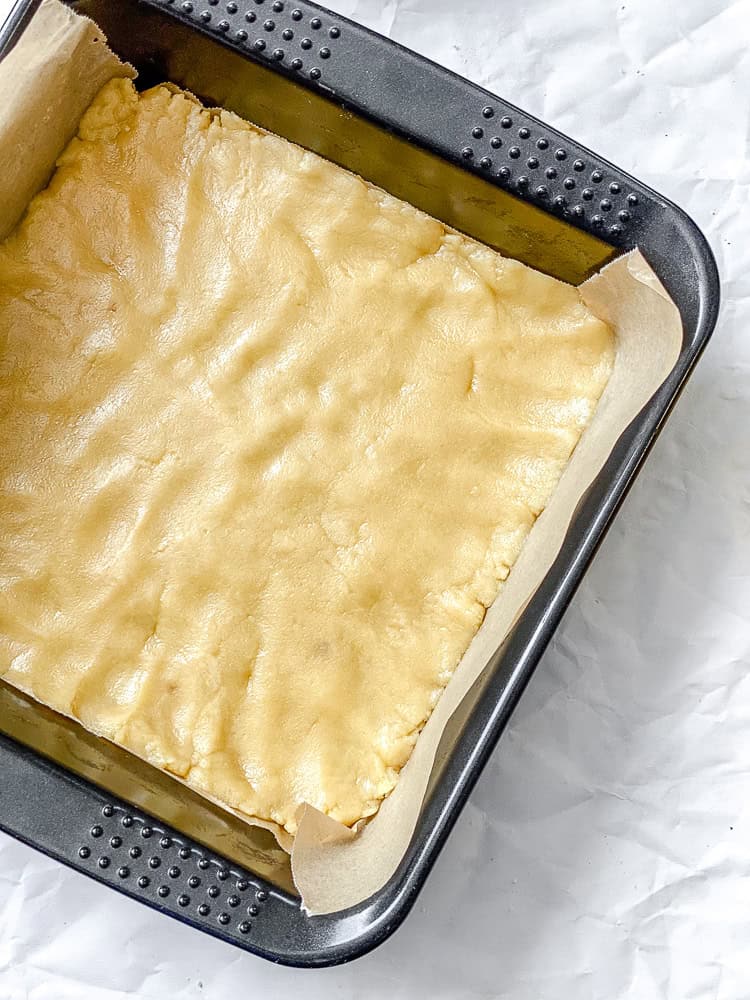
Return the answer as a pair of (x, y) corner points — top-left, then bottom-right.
(0, 79), (614, 834)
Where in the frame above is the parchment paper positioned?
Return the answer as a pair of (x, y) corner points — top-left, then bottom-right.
(0, 0), (682, 916)
(0, 0), (134, 241)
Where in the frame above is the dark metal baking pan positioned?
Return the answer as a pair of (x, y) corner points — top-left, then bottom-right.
(0, 0), (719, 967)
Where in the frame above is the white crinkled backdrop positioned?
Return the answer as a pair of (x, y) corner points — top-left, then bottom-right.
(1, 1), (749, 997)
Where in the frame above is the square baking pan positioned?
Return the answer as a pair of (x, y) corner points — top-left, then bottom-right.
(0, 0), (719, 968)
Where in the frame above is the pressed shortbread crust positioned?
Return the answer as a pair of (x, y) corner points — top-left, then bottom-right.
(0, 79), (614, 836)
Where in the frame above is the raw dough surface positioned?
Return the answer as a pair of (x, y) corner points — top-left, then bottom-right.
(0, 79), (614, 835)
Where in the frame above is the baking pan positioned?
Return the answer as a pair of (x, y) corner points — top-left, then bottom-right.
(0, 0), (719, 967)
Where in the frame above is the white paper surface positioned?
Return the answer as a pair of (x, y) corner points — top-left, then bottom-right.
(1, 0), (748, 997)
